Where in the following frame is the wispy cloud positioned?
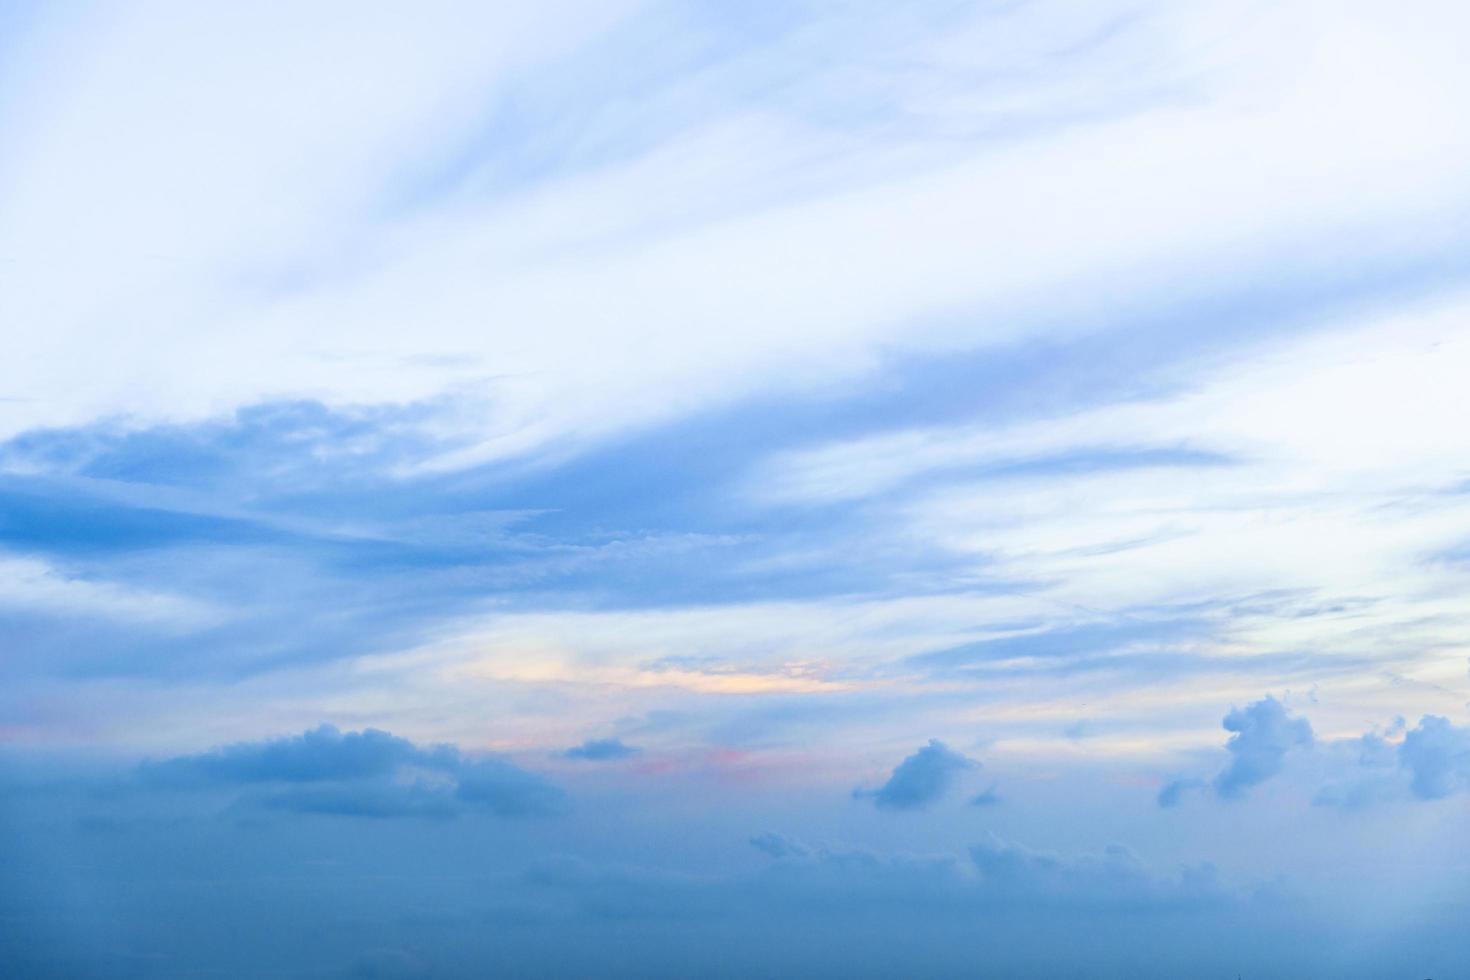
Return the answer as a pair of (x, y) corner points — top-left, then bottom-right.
(6, 3), (1470, 974)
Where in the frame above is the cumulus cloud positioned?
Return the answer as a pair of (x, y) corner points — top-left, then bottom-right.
(1157, 697), (1314, 807)
(1310, 727), (1406, 810)
(1397, 715), (1470, 800)
(1179, 706), (1470, 811)
(139, 725), (563, 818)
(1314, 714), (1469, 807)
(1212, 697), (1313, 800)
(562, 737), (640, 761)
(853, 739), (977, 810)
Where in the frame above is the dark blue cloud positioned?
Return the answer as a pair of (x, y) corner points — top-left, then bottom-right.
(853, 739), (977, 810)
(140, 724), (455, 786)
(562, 737), (640, 761)
(455, 759), (568, 817)
(0, 477), (291, 555)
(2, 746), (1465, 980)
(139, 725), (562, 819)
(261, 782), (461, 820)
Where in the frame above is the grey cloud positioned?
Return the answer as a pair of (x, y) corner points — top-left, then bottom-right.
(456, 759), (568, 817)
(969, 833), (1224, 910)
(139, 724), (458, 787)
(853, 739), (977, 810)
(261, 781), (460, 820)
(741, 831), (1226, 914)
(749, 831), (811, 859)
(523, 855), (722, 922)
(562, 737), (640, 761)
(139, 725), (563, 819)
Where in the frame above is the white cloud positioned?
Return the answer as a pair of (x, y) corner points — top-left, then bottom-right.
(4, 1), (1469, 469)
(0, 552), (215, 626)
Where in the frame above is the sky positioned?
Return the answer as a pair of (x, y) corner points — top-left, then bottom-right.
(2, 1), (1470, 977)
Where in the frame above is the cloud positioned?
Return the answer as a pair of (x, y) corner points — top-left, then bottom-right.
(522, 854), (722, 922)
(1397, 715), (1470, 800)
(5, 741), (1463, 980)
(1311, 728), (1409, 810)
(742, 831), (1227, 914)
(749, 831), (810, 859)
(968, 833), (1224, 910)
(563, 737), (640, 761)
(1156, 777), (1206, 809)
(4, 2), (1470, 974)
(526, 830), (1234, 924)
(854, 739), (977, 810)
(1212, 696), (1313, 800)
(1157, 697), (1315, 807)
(140, 725), (563, 819)
(1152, 710), (1470, 811)
(261, 782), (459, 820)
(1182, 707), (1470, 811)
(968, 784), (1003, 807)
(140, 724), (455, 786)
(455, 759), (568, 817)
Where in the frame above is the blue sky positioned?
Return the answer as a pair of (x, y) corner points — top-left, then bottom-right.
(3, 1), (1470, 977)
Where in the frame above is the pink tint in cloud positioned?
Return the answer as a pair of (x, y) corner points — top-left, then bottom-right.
(629, 746), (830, 787)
